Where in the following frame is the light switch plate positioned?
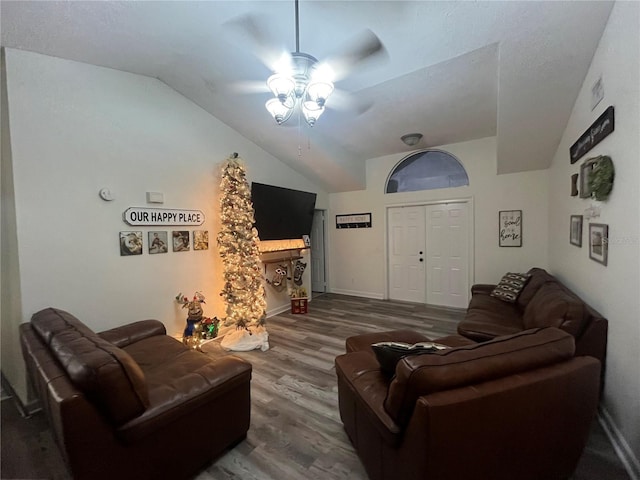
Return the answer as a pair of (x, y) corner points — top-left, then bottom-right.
(146, 192), (164, 204)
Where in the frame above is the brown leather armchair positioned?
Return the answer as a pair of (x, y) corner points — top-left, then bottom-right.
(20, 307), (251, 480)
(336, 327), (601, 480)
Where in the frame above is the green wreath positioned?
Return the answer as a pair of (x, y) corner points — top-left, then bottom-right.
(588, 155), (614, 201)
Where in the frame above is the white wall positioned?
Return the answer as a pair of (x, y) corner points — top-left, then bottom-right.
(547, 1), (640, 472)
(2, 48), (327, 403)
(328, 136), (549, 299)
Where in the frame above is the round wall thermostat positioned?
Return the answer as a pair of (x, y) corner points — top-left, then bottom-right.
(99, 188), (114, 201)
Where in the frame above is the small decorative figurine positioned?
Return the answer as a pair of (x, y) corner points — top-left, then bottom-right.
(176, 292), (206, 348)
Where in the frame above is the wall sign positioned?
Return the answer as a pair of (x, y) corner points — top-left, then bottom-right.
(336, 213), (372, 229)
(123, 207), (205, 226)
(570, 106), (614, 164)
(499, 210), (522, 247)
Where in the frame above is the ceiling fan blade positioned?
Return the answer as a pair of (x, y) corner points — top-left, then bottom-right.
(326, 88), (374, 115)
(324, 29), (387, 82)
(222, 13), (283, 71)
(228, 80), (270, 95)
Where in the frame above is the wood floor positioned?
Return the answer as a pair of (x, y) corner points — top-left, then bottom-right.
(1, 294), (631, 480)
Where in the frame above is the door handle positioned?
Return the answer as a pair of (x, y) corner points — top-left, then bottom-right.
(419, 258), (424, 262)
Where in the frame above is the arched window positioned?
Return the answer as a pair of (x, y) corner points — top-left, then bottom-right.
(385, 149), (469, 193)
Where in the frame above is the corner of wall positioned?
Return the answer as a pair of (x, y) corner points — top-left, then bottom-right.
(1, 48), (28, 404)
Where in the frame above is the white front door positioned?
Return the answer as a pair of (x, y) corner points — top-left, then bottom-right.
(425, 203), (469, 308)
(311, 210), (326, 293)
(387, 202), (470, 307)
(388, 206), (426, 303)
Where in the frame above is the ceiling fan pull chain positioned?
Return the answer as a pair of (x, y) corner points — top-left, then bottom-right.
(298, 111), (302, 159)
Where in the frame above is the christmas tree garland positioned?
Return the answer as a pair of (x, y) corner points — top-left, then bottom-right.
(217, 153), (267, 329)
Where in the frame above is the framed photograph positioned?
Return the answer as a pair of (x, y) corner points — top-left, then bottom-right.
(120, 231), (143, 256)
(193, 230), (209, 250)
(571, 173), (579, 197)
(148, 231), (168, 254)
(570, 215), (583, 247)
(580, 161), (595, 198)
(499, 210), (522, 247)
(172, 231), (190, 252)
(589, 223), (608, 266)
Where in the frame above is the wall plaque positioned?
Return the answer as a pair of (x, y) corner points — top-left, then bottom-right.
(123, 207), (205, 226)
(570, 106), (614, 164)
(499, 210), (522, 247)
(336, 213), (372, 229)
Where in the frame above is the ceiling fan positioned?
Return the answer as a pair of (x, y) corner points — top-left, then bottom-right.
(226, 0), (387, 127)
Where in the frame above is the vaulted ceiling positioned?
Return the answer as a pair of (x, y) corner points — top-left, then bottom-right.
(1, 1), (613, 192)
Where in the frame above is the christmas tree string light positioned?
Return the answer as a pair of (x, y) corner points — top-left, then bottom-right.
(217, 153), (267, 330)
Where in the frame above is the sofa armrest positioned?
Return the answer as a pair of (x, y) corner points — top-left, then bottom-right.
(99, 320), (166, 348)
(471, 284), (496, 295)
(335, 351), (402, 446)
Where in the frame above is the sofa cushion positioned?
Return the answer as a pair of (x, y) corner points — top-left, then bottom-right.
(490, 272), (530, 303)
(371, 341), (449, 375)
(523, 283), (586, 337)
(118, 334), (252, 443)
(31, 308), (150, 425)
(516, 268), (556, 309)
(458, 294), (523, 341)
(384, 328), (575, 426)
(345, 329), (430, 354)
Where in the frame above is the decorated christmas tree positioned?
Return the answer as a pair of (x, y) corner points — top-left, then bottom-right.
(217, 154), (267, 336)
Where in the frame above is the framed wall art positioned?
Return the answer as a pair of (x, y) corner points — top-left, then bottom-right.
(570, 215), (583, 247)
(570, 105), (614, 164)
(499, 210), (522, 247)
(588, 223), (608, 266)
(148, 231), (168, 254)
(120, 231), (143, 256)
(571, 173), (579, 197)
(172, 231), (190, 252)
(193, 230), (209, 250)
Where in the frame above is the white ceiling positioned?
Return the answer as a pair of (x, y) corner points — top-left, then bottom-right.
(1, 1), (614, 192)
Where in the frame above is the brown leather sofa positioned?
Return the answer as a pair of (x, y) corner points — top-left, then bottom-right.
(458, 267), (608, 363)
(20, 307), (252, 480)
(336, 327), (601, 480)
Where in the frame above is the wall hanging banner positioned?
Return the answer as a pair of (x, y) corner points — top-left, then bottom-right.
(336, 213), (372, 229)
(123, 207), (205, 226)
(570, 105), (614, 164)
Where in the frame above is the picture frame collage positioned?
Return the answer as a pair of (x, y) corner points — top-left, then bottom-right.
(119, 230), (209, 256)
(567, 104), (614, 266)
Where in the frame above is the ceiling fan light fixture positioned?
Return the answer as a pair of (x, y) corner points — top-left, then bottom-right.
(401, 133), (423, 147)
(307, 81), (334, 107)
(267, 73), (295, 103)
(266, 98), (294, 124)
(264, 0), (337, 127)
(302, 101), (325, 126)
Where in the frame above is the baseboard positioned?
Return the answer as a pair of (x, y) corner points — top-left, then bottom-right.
(329, 288), (384, 300)
(266, 302), (293, 317)
(599, 406), (640, 480)
(0, 372), (41, 417)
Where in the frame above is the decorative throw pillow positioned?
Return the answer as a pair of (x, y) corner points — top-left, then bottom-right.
(371, 341), (450, 375)
(490, 272), (531, 303)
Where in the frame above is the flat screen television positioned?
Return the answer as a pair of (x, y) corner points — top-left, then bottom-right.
(251, 183), (317, 241)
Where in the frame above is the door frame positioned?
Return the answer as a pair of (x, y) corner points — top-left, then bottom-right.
(384, 197), (475, 303)
(311, 209), (328, 296)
